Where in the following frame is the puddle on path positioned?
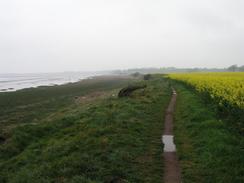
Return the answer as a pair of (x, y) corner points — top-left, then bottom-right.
(162, 135), (176, 152)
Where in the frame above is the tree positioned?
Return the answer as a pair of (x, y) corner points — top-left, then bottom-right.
(238, 65), (244, 72)
(227, 65), (238, 72)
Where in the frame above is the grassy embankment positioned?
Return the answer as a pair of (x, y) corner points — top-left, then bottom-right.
(169, 79), (244, 183)
(0, 75), (171, 183)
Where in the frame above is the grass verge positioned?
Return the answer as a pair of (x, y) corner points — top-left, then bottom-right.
(0, 75), (171, 183)
(172, 81), (244, 183)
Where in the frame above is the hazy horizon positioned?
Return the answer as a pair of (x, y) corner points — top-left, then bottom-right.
(0, 65), (235, 75)
(0, 0), (243, 73)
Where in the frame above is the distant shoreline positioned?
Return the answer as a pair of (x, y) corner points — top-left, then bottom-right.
(0, 74), (134, 93)
(0, 72), (107, 93)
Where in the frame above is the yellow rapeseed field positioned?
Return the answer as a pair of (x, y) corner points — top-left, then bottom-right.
(168, 72), (244, 109)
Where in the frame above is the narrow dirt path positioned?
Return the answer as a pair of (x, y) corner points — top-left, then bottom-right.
(162, 88), (182, 183)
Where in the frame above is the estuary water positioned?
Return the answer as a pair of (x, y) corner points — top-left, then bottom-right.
(0, 72), (105, 92)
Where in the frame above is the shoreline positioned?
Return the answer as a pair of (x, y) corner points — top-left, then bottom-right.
(0, 74), (133, 93)
(0, 74), (106, 93)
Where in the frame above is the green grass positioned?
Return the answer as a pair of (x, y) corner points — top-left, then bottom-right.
(0, 75), (171, 183)
(3, 74), (242, 182)
(171, 81), (244, 183)
(0, 77), (133, 133)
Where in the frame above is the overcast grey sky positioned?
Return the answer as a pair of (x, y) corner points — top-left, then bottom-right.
(0, 0), (243, 73)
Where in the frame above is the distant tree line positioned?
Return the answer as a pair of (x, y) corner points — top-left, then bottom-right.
(112, 65), (244, 75)
(227, 65), (244, 72)
(112, 67), (225, 75)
